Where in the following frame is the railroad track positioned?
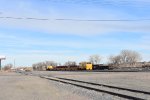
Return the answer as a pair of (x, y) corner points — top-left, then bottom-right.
(56, 77), (150, 95)
(19, 71), (150, 100)
(40, 76), (150, 100)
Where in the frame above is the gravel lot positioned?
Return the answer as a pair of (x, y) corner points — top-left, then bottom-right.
(35, 71), (150, 92)
(57, 72), (150, 92)
(30, 71), (150, 99)
(50, 79), (125, 100)
(0, 72), (88, 100)
(1, 71), (150, 100)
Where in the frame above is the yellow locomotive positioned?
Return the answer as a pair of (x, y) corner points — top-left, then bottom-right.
(79, 62), (93, 70)
(46, 66), (54, 70)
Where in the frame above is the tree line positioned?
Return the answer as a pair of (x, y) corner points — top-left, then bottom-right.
(2, 63), (13, 71)
(32, 49), (144, 71)
(108, 50), (142, 68)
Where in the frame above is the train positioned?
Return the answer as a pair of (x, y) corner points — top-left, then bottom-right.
(46, 62), (110, 71)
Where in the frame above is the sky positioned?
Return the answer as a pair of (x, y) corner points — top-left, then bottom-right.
(0, 0), (150, 67)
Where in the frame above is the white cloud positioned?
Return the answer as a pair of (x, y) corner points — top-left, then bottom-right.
(0, 18), (150, 36)
(0, 0), (150, 66)
(0, 0), (150, 35)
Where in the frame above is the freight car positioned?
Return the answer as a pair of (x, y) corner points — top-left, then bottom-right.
(55, 66), (68, 71)
(46, 65), (79, 71)
(68, 65), (79, 71)
(92, 64), (109, 70)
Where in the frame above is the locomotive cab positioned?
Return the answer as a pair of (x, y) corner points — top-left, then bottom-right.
(79, 62), (93, 70)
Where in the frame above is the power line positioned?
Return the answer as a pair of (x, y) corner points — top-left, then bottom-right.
(0, 16), (49, 20)
(43, 0), (150, 6)
(0, 16), (150, 22)
(55, 18), (150, 21)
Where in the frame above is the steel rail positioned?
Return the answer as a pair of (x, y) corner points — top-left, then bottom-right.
(40, 76), (145, 100)
(56, 77), (150, 95)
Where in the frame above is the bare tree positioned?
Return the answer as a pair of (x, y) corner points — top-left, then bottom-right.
(89, 55), (101, 64)
(109, 55), (122, 66)
(3, 63), (13, 71)
(45, 61), (57, 67)
(108, 50), (142, 67)
(32, 62), (45, 71)
(64, 61), (77, 66)
(120, 50), (142, 66)
(32, 64), (37, 71)
(32, 61), (58, 71)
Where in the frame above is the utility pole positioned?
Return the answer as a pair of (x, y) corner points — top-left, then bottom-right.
(0, 60), (1, 70)
(14, 59), (15, 68)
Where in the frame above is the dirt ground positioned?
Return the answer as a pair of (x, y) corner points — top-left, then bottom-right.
(0, 72), (88, 100)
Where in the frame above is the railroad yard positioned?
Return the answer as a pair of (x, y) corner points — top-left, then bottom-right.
(0, 71), (150, 100)
(1, 0), (150, 100)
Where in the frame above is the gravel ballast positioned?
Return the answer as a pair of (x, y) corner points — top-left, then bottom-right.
(31, 71), (150, 100)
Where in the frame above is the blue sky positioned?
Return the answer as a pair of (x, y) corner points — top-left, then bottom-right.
(0, 0), (150, 66)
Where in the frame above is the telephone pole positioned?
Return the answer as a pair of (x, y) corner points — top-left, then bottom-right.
(0, 60), (1, 70)
(14, 59), (15, 68)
